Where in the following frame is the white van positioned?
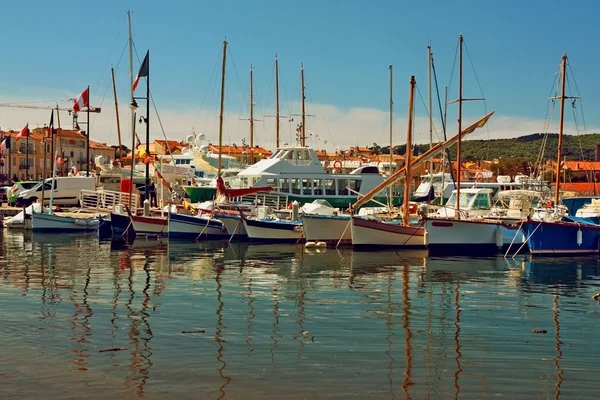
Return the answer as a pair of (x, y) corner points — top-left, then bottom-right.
(16, 177), (96, 207)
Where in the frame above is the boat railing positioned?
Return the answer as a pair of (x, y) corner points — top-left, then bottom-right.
(232, 192), (290, 210)
(79, 189), (140, 212)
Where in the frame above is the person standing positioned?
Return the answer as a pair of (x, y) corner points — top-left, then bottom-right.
(149, 181), (157, 208)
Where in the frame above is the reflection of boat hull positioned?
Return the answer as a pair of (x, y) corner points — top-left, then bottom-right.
(214, 213), (247, 239)
(242, 218), (303, 243)
(522, 220), (600, 256)
(168, 213), (228, 239)
(301, 214), (351, 245)
(98, 216), (113, 238)
(32, 212), (99, 232)
(351, 216), (426, 248)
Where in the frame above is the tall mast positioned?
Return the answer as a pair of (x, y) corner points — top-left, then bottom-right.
(275, 55), (280, 148)
(428, 46), (433, 177)
(127, 10), (135, 210)
(403, 76), (416, 226)
(555, 53), (567, 205)
(389, 65), (393, 211)
(111, 67), (122, 157)
(217, 40), (228, 176)
(249, 65), (254, 164)
(455, 34), (464, 220)
(301, 63), (306, 146)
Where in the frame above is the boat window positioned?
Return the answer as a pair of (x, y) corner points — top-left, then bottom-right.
(266, 178), (278, 189)
(324, 179), (335, 195)
(290, 178), (301, 195)
(302, 178), (312, 195)
(446, 192), (476, 207)
(313, 178), (323, 195)
(280, 178), (290, 193)
(338, 179), (348, 196)
(240, 177), (248, 187)
(473, 193), (490, 209)
(349, 179), (362, 193)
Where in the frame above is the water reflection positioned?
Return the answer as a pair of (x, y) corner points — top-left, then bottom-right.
(215, 264), (231, 399)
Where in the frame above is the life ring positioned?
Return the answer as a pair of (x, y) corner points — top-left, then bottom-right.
(287, 201), (293, 209)
(333, 160), (342, 172)
(544, 199), (553, 209)
(475, 172), (483, 182)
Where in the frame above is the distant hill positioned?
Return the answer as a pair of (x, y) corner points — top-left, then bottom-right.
(373, 133), (600, 161)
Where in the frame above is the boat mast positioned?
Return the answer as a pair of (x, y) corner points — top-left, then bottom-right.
(275, 55), (280, 148)
(127, 10), (135, 210)
(301, 63), (306, 146)
(455, 34), (464, 220)
(218, 40), (228, 176)
(428, 46), (433, 178)
(403, 76), (416, 226)
(249, 64), (254, 165)
(555, 53), (567, 205)
(111, 67), (122, 158)
(389, 65), (393, 211)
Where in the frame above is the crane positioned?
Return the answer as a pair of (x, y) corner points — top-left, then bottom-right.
(0, 103), (101, 130)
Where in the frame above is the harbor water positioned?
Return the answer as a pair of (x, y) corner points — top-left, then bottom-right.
(1, 231), (599, 399)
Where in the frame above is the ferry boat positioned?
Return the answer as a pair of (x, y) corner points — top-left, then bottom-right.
(183, 146), (390, 208)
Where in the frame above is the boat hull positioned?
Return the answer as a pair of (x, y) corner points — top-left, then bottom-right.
(214, 213), (247, 239)
(521, 220), (600, 256)
(110, 212), (133, 237)
(32, 212), (99, 232)
(132, 215), (168, 236)
(242, 218), (303, 243)
(168, 213), (228, 239)
(351, 216), (426, 248)
(301, 214), (351, 245)
(423, 218), (522, 254)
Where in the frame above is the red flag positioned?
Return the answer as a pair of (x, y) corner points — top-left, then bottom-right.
(133, 50), (149, 92)
(15, 123), (29, 142)
(73, 87), (89, 112)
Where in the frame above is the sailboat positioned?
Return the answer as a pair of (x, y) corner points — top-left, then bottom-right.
(31, 110), (100, 232)
(351, 73), (426, 248)
(520, 54), (600, 256)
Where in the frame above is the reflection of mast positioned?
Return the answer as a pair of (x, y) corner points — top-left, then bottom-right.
(70, 268), (93, 372)
(553, 295), (563, 400)
(385, 271), (396, 399)
(425, 265), (433, 399)
(245, 277), (255, 355)
(294, 274), (307, 356)
(111, 257), (123, 340)
(215, 267), (231, 399)
(453, 282), (462, 399)
(401, 265), (413, 396)
(270, 280), (281, 367)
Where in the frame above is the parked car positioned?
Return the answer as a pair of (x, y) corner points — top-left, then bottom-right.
(7, 181), (39, 206)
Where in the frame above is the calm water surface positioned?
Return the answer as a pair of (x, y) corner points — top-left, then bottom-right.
(1, 231), (600, 399)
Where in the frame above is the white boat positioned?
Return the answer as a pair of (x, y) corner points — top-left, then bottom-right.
(168, 212), (228, 239)
(3, 203), (42, 230)
(131, 214), (168, 236)
(31, 211), (99, 232)
(242, 211), (303, 243)
(301, 213), (352, 246)
(351, 216), (426, 248)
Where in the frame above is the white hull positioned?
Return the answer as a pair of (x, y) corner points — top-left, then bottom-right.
(351, 217), (426, 247)
(168, 214), (227, 238)
(32, 212), (99, 232)
(300, 215), (351, 245)
(242, 219), (303, 242)
(218, 215), (247, 237)
(424, 218), (523, 250)
(132, 215), (168, 236)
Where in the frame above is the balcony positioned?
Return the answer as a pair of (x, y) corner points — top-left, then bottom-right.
(19, 165), (32, 170)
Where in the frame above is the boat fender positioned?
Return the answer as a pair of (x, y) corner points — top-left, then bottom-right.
(577, 228), (582, 246)
(74, 219), (89, 226)
(316, 241), (327, 248)
(494, 226), (503, 249)
(305, 242), (316, 248)
(475, 172), (483, 182)
(333, 160), (342, 172)
(293, 225), (303, 233)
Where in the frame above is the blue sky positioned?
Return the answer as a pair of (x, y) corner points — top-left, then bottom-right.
(0, 0), (598, 150)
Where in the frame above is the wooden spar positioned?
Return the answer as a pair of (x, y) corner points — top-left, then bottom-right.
(388, 65), (393, 211)
(301, 63), (306, 146)
(249, 65), (254, 164)
(402, 76), (416, 226)
(455, 34), (464, 220)
(275, 55), (280, 148)
(428, 46), (433, 178)
(351, 111), (495, 210)
(111, 67), (123, 157)
(217, 40), (228, 176)
(127, 10), (135, 211)
(555, 53), (567, 205)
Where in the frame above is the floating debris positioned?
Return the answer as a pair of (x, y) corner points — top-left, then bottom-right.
(99, 347), (128, 353)
(530, 329), (548, 334)
(182, 330), (206, 334)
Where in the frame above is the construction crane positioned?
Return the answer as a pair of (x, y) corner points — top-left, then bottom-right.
(0, 103), (101, 130)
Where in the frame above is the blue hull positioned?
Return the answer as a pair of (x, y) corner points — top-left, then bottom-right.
(98, 217), (113, 239)
(110, 212), (135, 238)
(521, 220), (600, 256)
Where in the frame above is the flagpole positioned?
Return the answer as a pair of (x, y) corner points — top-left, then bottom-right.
(26, 125), (29, 179)
(86, 85), (90, 176)
(144, 51), (150, 207)
(41, 114), (49, 207)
